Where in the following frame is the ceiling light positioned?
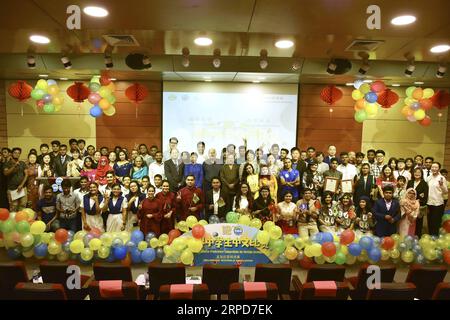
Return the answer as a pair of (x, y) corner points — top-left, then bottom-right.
(212, 48), (221, 68)
(259, 49), (268, 69)
(61, 56), (72, 69)
(391, 15), (416, 26)
(38, 74), (48, 78)
(83, 6), (109, 17)
(109, 78), (117, 81)
(258, 77), (266, 80)
(414, 81), (424, 85)
(181, 47), (190, 67)
(59, 78), (68, 80)
(204, 79), (212, 82)
(194, 37), (213, 46)
(391, 84), (401, 87)
(326, 59), (337, 74)
(275, 40), (294, 49)
(252, 80), (260, 83)
(29, 35), (50, 44)
(291, 61), (301, 71)
(142, 55), (151, 69)
(436, 64), (447, 78)
(345, 83), (354, 86)
(203, 76), (211, 79)
(430, 44), (450, 53)
(363, 79), (373, 83)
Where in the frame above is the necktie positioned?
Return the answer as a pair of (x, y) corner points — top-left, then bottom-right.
(427, 170), (430, 177)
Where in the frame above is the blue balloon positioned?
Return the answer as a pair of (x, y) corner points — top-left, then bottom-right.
(310, 233), (321, 243)
(368, 248), (381, 262)
(113, 245), (127, 260)
(7, 248), (22, 260)
(359, 236), (374, 250)
(156, 247), (164, 259)
(365, 92), (378, 103)
(112, 238), (124, 248)
(126, 241), (137, 251)
(47, 79), (57, 86)
(34, 243), (48, 258)
(320, 232), (333, 244)
(348, 243), (362, 256)
(90, 105), (103, 118)
(141, 248), (156, 263)
(130, 248), (142, 264)
(145, 232), (156, 242)
(106, 253), (116, 263)
(131, 230), (144, 243)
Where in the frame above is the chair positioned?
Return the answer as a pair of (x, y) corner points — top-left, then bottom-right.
(159, 284), (210, 300)
(14, 283), (67, 300)
(305, 264), (346, 282)
(253, 264), (300, 299)
(405, 264), (447, 300)
(0, 261), (29, 300)
(367, 283), (417, 300)
(88, 281), (139, 300)
(432, 282), (450, 300)
(345, 263), (397, 300)
(202, 264), (239, 299)
(93, 263), (133, 281)
(299, 281), (350, 300)
(147, 263), (185, 299)
(229, 282), (278, 300)
(39, 261), (91, 300)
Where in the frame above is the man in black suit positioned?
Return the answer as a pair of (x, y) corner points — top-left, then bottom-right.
(373, 185), (401, 237)
(53, 144), (72, 177)
(164, 149), (184, 192)
(205, 177), (230, 221)
(202, 148), (222, 193)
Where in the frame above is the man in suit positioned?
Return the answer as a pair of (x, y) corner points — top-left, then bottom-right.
(373, 185), (401, 237)
(203, 148), (222, 193)
(53, 144), (72, 177)
(164, 149), (184, 192)
(204, 177), (230, 221)
(323, 145), (339, 165)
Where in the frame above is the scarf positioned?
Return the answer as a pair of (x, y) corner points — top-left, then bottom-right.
(400, 188), (419, 214)
(96, 156), (112, 179)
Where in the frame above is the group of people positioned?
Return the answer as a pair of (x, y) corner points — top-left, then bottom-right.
(1, 137), (448, 240)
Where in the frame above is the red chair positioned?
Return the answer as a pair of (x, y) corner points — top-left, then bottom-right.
(299, 281), (350, 300)
(0, 261), (29, 300)
(253, 264), (300, 299)
(367, 283), (417, 300)
(89, 280), (139, 300)
(14, 283), (67, 300)
(93, 263), (133, 281)
(229, 282), (278, 300)
(305, 264), (346, 282)
(159, 284), (210, 300)
(405, 264), (447, 300)
(202, 264), (239, 300)
(39, 261), (91, 300)
(147, 263), (185, 299)
(432, 282), (450, 300)
(346, 263), (397, 300)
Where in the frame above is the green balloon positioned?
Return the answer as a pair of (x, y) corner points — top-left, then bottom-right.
(33, 234), (42, 246)
(335, 252), (347, 265)
(31, 88), (45, 100)
(272, 239), (286, 254)
(2, 219), (15, 233)
(354, 110), (367, 123)
(89, 82), (101, 92)
(106, 95), (116, 104)
(43, 103), (55, 113)
(226, 211), (239, 223)
(16, 220), (31, 234)
(442, 214), (450, 223)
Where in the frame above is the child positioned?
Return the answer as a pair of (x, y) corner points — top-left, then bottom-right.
(80, 182), (104, 232)
(101, 183), (128, 232)
(121, 176), (131, 196)
(140, 176), (151, 194)
(336, 193), (356, 233)
(398, 188), (419, 237)
(318, 191), (338, 233)
(56, 180), (80, 232)
(37, 185), (58, 231)
(354, 196), (375, 236)
(394, 176), (407, 200)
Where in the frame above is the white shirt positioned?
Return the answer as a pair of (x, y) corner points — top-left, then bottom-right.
(232, 196), (249, 211)
(99, 196), (128, 210)
(155, 186), (163, 195)
(426, 173), (448, 206)
(317, 162), (329, 174)
(212, 189), (220, 215)
(121, 186), (130, 196)
(74, 188), (89, 204)
(98, 184), (113, 196)
(337, 163), (358, 180)
(148, 162), (165, 185)
(197, 154), (206, 164)
(423, 168), (432, 179)
(394, 170), (412, 181)
(385, 200), (392, 211)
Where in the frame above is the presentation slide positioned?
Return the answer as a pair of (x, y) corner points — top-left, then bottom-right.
(162, 82), (298, 155)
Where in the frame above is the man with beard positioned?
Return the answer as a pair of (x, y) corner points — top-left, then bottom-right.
(176, 175), (204, 220)
(148, 151), (165, 186)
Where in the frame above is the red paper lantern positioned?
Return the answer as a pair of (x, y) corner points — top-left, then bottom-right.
(8, 81), (32, 101)
(100, 75), (111, 86)
(320, 85), (343, 105)
(125, 83), (148, 103)
(377, 89), (399, 109)
(66, 82), (90, 103)
(431, 90), (450, 109)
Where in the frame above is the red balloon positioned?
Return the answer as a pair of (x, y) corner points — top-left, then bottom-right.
(443, 220), (450, 233)
(8, 80), (32, 101)
(431, 90), (450, 109)
(418, 116), (432, 127)
(381, 236), (395, 250)
(100, 75), (112, 86)
(419, 99), (433, 111)
(66, 82), (90, 103)
(192, 224), (205, 239)
(378, 88), (399, 109)
(321, 241), (337, 257)
(0, 208), (10, 221)
(320, 85), (343, 105)
(340, 229), (355, 245)
(125, 83), (148, 104)
(370, 80), (386, 93)
(168, 229), (181, 244)
(55, 228), (69, 243)
(298, 256), (315, 269)
(36, 99), (45, 108)
(444, 249), (450, 265)
(90, 227), (102, 238)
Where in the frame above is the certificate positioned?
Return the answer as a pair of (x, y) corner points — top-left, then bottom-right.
(10, 188), (26, 201)
(323, 177), (339, 193)
(341, 180), (353, 194)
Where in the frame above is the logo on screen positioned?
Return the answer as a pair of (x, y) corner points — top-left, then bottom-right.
(233, 226), (243, 236)
(168, 94), (176, 101)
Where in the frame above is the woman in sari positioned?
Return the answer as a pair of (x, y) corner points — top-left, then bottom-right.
(114, 150), (133, 182)
(131, 155), (148, 184)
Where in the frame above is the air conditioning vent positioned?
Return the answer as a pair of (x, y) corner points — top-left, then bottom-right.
(102, 35), (140, 47)
(345, 39), (384, 52)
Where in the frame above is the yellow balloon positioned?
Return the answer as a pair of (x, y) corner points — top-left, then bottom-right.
(36, 79), (48, 90)
(364, 102), (378, 116)
(391, 234), (400, 242)
(263, 221), (275, 232)
(390, 248), (400, 259)
(256, 230), (270, 245)
(238, 215), (251, 226)
(285, 246), (298, 260)
(381, 249), (390, 261)
(106, 82), (115, 92)
(414, 109), (426, 121)
(346, 254), (356, 265)
(89, 238), (102, 251)
(269, 226), (282, 240)
(100, 233), (113, 247)
(52, 96), (63, 105)
(159, 234), (169, 245)
(54, 105), (62, 112)
(98, 87), (112, 98)
(98, 246), (110, 259)
(186, 216), (198, 228)
(163, 245), (174, 257)
(198, 219), (208, 226)
(137, 241), (148, 251)
(294, 238), (305, 250)
(177, 221), (189, 233)
(22, 249), (34, 258)
(70, 239), (84, 254)
(99, 98), (111, 110)
(310, 243), (322, 257)
(20, 233), (34, 247)
(23, 208), (36, 220)
(47, 85), (60, 95)
(250, 218), (262, 230)
(172, 237), (187, 251)
(401, 250), (414, 263)
(340, 245), (348, 255)
(351, 90), (364, 100)
(74, 231), (87, 241)
(119, 231), (130, 242)
(315, 255), (325, 264)
(30, 221), (46, 235)
(57, 251), (69, 262)
(80, 248), (94, 261)
(150, 237), (159, 248)
(284, 234), (295, 247)
(180, 249), (194, 265)
(48, 240), (62, 255)
(359, 83), (371, 94)
(187, 238), (203, 253)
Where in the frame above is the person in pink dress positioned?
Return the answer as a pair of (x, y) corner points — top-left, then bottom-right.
(398, 188), (419, 237)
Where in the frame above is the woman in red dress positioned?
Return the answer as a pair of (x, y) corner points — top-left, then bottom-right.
(156, 180), (176, 234)
(138, 186), (162, 236)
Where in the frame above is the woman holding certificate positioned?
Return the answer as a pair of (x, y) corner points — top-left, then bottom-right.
(276, 191), (298, 234)
(318, 191), (338, 233)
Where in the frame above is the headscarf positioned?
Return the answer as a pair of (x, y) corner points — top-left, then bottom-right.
(96, 156), (112, 180)
(400, 187), (419, 213)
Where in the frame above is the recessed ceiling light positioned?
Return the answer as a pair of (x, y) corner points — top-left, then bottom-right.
(30, 35), (50, 44)
(252, 80), (260, 83)
(204, 79), (212, 82)
(345, 83), (354, 86)
(203, 76), (211, 79)
(391, 84), (401, 87)
(59, 78), (68, 80)
(109, 78), (117, 81)
(275, 40), (294, 49)
(258, 76), (266, 80)
(194, 37), (213, 46)
(363, 79), (373, 83)
(83, 6), (109, 17)
(38, 74), (48, 78)
(414, 81), (424, 85)
(430, 44), (450, 53)
(391, 15), (416, 26)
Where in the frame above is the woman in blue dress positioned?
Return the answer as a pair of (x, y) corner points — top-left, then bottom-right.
(131, 155), (148, 183)
(114, 150), (133, 182)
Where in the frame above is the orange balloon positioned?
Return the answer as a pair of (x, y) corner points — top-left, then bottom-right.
(412, 88), (423, 100)
(401, 105), (413, 117)
(98, 98), (110, 110)
(356, 99), (366, 109)
(15, 211), (28, 222)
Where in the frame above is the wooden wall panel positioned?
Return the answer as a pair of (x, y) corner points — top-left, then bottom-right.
(297, 84), (363, 153)
(0, 81), (6, 147)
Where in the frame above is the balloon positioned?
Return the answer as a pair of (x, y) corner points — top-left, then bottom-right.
(88, 92), (102, 105)
(31, 88), (46, 100)
(256, 230), (270, 245)
(406, 86), (416, 97)
(364, 102), (378, 116)
(113, 245), (127, 260)
(70, 239), (84, 254)
(368, 247), (381, 262)
(15, 211), (28, 222)
(36, 79), (48, 90)
(335, 251), (346, 265)
(381, 236), (395, 250)
(185, 215), (198, 228)
(98, 246), (110, 259)
(172, 237), (187, 251)
(192, 224), (205, 239)
(407, 114), (416, 122)
(340, 229), (355, 245)
(130, 230), (144, 243)
(390, 248), (400, 259)
(103, 105), (116, 116)
(284, 234), (295, 247)
(47, 85), (60, 96)
(89, 105), (103, 117)
(413, 109), (426, 121)
(177, 221), (189, 232)
(2, 219), (16, 233)
(83, 233), (95, 247)
(41, 232), (53, 244)
(238, 215), (251, 226)
(34, 243), (48, 257)
(359, 236), (374, 250)
(294, 237), (306, 250)
(443, 249), (450, 265)
(187, 238), (203, 253)
(355, 98), (366, 110)
(15, 220), (30, 234)
(309, 243), (322, 257)
(80, 248), (94, 261)
(354, 110), (367, 123)
(353, 80), (364, 89)
(314, 256), (325, 264)
(443, 220), (450, 233)
(20, 233), (34, 247)
(412, 88), (423, 100)
(98, 98), (110, 110)
(263, 221), (275, 232)
(422, 88), (434, 99)
(47, 79), (57, 86)
(370, 80), (386, 93)
(180, 249), (194, 265)
(43, 103), (55, 113)
(89, 82), (101, 92)
(365, 92), (378, 103)
(30, 221), (46, 235)
(401, 106), (413, 117)
(48, 241), (62, 255)
(7, 248), (22, 260)
(351, 90), (364, 100)
(54, 229), (68, 243)
(130, 248), (142, 263)
(319, 232), (334, 244)
(348, 243), (362, 256)
(89, 238), (102, 251)
(106, 94), (116, 105)
(135, 241), (147, 251)
(42, 94), (53, 104)
(401, 250), (415, 263)
(269, 226), (282, 240)
(285, 246), (298, 260)
(419, 99), (433, 111)
(150, 237), (159, 249)
(98, 87), (112, 98)
(208, 215), (220, 224)
(359, 83), (371, 94)
(167, 229), (181, 244)
(272, 239), (286, 255)
(321, 242), (337, 257)
(0, 208), (9, 221)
